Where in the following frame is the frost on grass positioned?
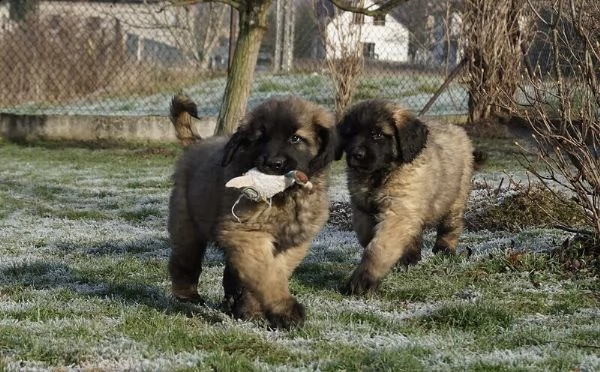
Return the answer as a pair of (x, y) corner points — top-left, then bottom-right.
(1, 143), (598, 371)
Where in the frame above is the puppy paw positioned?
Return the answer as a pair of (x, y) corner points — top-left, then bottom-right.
(432, 242), (456, 256)
(228, 292), (262, 321)
(265, 298), (306, 330)
(398, 248), (422, 266)
(172, 289), (204, 304)
(345, 269), (380, 296)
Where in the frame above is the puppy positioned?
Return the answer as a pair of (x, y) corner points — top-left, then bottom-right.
(336, 99), (477, 295)
(168, 94), (337, 329)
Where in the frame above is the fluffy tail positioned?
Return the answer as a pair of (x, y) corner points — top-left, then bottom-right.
(170, 92), (202, 147)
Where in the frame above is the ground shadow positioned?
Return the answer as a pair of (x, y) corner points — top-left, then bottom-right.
(0, 243), (228, 325)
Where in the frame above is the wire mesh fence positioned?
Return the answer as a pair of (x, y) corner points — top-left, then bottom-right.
(0, 0), (473, 120)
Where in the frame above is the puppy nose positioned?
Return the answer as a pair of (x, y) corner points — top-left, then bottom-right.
(351, 149), (366, 160)
(265, 156), (285, 171)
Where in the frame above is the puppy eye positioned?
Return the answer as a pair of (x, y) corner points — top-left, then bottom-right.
(371, 131), (384, 140)
(288, 134), (303, 144)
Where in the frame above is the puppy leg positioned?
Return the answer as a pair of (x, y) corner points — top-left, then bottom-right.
(168, 188), (206, 303)
(275, 241), (311, 278)
(222, 264), (262, 321)
(397, 234), (423, 266)
(221, 232), (305, 329)
(347, 216), (422, 296)
(168, 237), (207, 303)
(352, 207), (377, 248)
(432, 207), (465, 255)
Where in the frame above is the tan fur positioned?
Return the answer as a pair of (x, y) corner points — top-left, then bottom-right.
(168, 95), (335, 328)
(339, 100), (475, 295)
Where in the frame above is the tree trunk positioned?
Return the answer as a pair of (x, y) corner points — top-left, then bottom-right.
(215, 1), (271, 135)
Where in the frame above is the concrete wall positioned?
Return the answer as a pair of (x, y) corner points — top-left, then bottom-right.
(0, 114), (217, 143)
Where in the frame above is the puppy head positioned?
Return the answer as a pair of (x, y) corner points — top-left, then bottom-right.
(222, 96), (337, 176)
(336, 100), (428, 172)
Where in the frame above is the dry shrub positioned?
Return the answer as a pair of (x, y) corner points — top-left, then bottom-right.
(505, 0), (600, 243)
(315, 1), (364, 120)
(465, 178), (586, 232)
(0, 14), (208, 107)
(461, 0), (529, 123)
(0, 15), (127, 105)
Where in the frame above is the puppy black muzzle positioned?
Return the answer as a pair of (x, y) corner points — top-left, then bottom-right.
(257, 154), (297, 175)
(347, 146), (371, 170)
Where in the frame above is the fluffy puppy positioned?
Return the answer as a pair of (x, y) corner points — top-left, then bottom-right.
(336, 99), (477, 295)
(168, 94), (337, 329)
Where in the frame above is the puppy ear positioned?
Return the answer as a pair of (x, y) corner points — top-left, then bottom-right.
(309, 117), (339, 174)
(394, 114), (428, 163)
(221, 124), (261, 167)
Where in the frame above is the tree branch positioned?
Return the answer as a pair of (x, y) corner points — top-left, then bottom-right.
(326, 0), (409, 16)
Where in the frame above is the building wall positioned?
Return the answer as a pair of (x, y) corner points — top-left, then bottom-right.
(325, 10), (409, 62)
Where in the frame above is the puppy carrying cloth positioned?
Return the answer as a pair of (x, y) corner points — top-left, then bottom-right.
(225, 168), (313, 221)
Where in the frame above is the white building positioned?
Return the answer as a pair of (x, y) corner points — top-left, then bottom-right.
(325, 0), (410, 62)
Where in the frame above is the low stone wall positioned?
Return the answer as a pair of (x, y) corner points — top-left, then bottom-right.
(0, 113), (217, 143)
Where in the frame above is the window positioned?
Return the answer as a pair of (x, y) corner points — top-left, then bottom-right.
(363, 43), (376, 59)
(373, 14), (385, 26)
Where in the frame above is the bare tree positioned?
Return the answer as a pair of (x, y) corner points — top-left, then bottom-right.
(509, 0), (600, 238)
(108, 2), (228, 69)
(177, 3), (229, 70)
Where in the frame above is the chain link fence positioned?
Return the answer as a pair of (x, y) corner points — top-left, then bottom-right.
(0, 0), (475, 120)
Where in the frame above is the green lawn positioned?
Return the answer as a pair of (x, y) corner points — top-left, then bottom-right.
(0, 139), (598, 371)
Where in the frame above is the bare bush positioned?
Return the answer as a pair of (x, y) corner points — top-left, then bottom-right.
(510, 0), (600, 239)
(461, 0), (529, 123)
(146, 2), (229, 70)
(0, 12), (208, 107)
(315, 1), (364, 120)
(0, 15), (126, 105)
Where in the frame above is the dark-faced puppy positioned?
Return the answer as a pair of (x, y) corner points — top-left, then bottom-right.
(336, 99), (476, 295)
(168, 95), (337, 329)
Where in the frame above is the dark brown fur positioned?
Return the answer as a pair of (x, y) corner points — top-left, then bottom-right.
(336, 99), (477, 295)
(168, 95), (337, 329)
(170, 92), (202, 146)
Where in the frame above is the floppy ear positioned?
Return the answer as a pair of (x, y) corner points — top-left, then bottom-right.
(309, 123), (339, 174)
(221, 124), (262, 167)
(394, 115), (429, 164)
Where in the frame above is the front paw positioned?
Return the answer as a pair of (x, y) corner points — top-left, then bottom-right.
(398, 247), (422, 266)
(228, 291), (262, 321)
(172, 288), (204, 304)
(432, 242), (456, 256)
(265, 298), (306, 330)
(345, 268), (380, 296)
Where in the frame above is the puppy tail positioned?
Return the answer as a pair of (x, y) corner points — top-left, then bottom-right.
(472, 149), (488, 171)
(170, 92), (202, 147)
